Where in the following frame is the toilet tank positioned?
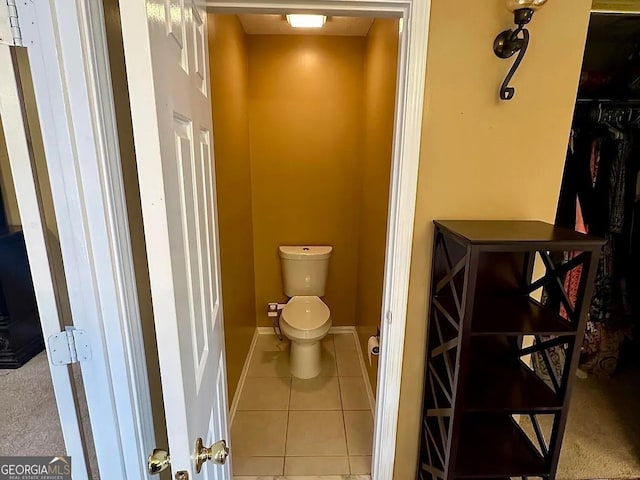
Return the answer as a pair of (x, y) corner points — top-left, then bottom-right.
(279, 246), (332, 297)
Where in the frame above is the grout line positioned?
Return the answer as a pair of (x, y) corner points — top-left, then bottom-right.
(283, 367), (292, 475)
(343, 334), (355, 470)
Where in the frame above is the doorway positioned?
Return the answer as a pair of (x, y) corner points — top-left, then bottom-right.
(553, 8), (640, 479)
(116, 0), (429, 476)
(208, 13), (399, 476)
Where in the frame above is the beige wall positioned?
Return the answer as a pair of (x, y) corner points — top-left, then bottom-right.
(393, 1), (593, 478)
(356, 19), (399, 393)
(247, 35), (366, 327)
(208, 14), (257, 400)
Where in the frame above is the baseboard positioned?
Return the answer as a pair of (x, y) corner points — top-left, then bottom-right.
(256, 326), (275, 335)
(351, 329), (377, 414)
(229, 328), (260, 426)
(328, 326), (355, 334)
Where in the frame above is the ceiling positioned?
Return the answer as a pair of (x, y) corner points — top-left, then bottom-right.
(582, 13), (640, 71)
(237, 14), (374, 36)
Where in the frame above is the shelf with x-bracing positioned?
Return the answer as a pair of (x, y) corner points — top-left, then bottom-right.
(418, 220), (603, 480)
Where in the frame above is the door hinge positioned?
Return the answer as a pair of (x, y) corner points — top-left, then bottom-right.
(48, 327), (92, 366)
(0, 0), (22, 46)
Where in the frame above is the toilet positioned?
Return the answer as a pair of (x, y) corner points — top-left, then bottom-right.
(279, 245), (332, 379)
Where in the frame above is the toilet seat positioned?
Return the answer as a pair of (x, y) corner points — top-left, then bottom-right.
(281, 296), (330, 333)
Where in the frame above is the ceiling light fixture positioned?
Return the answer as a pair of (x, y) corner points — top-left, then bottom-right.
(286, 14), (327, 29)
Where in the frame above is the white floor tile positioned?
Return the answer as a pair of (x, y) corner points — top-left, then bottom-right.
(231, 411), (288, 457)
(286, 410), (347, 457)
(290, 376), (341, 410)
(247, 339), (291, 378)
(233, 457), (284, 476)
(344, 411), (373, 456)
(284, 456), (349, 475)
(238, 377), (291, 411)
(348, 456), (372, 474)
(322, 334), (336, 353)
(336, 347), (362, 377)
(338, 376), (370, 411)
(334, 333), (357, 354)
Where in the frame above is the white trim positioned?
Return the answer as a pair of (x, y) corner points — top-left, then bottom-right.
(228, 328), (260, 425)
(0, 45), (91, 479)
(352, 329), (377, 414)
(591, 8), (640, 13)
(256, 326), (278, 334)
(328, 326), (357, 334)
(256, 324), (364, 335)
(16, 1), (155, 479)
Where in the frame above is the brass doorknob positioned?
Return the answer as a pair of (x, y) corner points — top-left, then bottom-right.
(194, 438), (229, 473)
(148, 448), (171, 475)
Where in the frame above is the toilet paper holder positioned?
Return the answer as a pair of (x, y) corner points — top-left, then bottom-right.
(367, 330), (380, 365)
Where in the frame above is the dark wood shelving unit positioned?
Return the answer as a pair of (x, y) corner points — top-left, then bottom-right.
(463, 350), (562, 413)
(455, 414), (547, 478)
(418, 220), (604, 480)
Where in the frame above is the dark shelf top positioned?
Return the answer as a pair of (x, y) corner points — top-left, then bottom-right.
(472, 296), (576, 336)
(455, 414), (547, 478)
(435, 220), (604, 249)
(464, 338), (563, 413)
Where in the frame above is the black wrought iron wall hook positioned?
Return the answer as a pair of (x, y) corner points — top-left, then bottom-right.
(494, 8), (535, 101)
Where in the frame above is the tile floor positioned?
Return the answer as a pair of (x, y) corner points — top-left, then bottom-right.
(231, 333), (374, 479)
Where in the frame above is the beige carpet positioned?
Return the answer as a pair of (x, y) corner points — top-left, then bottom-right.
(557, 368), (640, 480)
(0, 352), (99, 478)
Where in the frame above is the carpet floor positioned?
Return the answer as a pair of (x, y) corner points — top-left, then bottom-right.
(557, 368), (640, 480)
(0, 352), (99, 478)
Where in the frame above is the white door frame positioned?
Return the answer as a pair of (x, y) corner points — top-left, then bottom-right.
(12, 2), (156, 479)
(0, 45), (91, 479)
(198, 5), (430, 478)
(15, 0), (430, 478)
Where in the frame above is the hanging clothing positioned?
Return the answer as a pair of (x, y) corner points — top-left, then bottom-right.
(552, 123), (639, 377)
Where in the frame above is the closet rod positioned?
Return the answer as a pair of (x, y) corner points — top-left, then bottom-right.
(576, 98), (640, 106)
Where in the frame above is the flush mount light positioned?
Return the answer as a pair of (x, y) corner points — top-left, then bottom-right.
(494, 0), (548, 100)
(286, 14), (327, 29)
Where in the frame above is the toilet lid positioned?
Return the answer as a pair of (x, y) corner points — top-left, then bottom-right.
(281, 296), (330, 331)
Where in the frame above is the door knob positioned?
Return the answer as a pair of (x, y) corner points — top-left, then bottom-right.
(148, 448), (171, 475)
(194, 438), (229, 473)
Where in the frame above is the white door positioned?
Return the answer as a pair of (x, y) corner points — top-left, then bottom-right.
(118, 1), (230, 478)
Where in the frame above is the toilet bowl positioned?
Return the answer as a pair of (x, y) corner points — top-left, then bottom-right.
(280, 295), (331, 379)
